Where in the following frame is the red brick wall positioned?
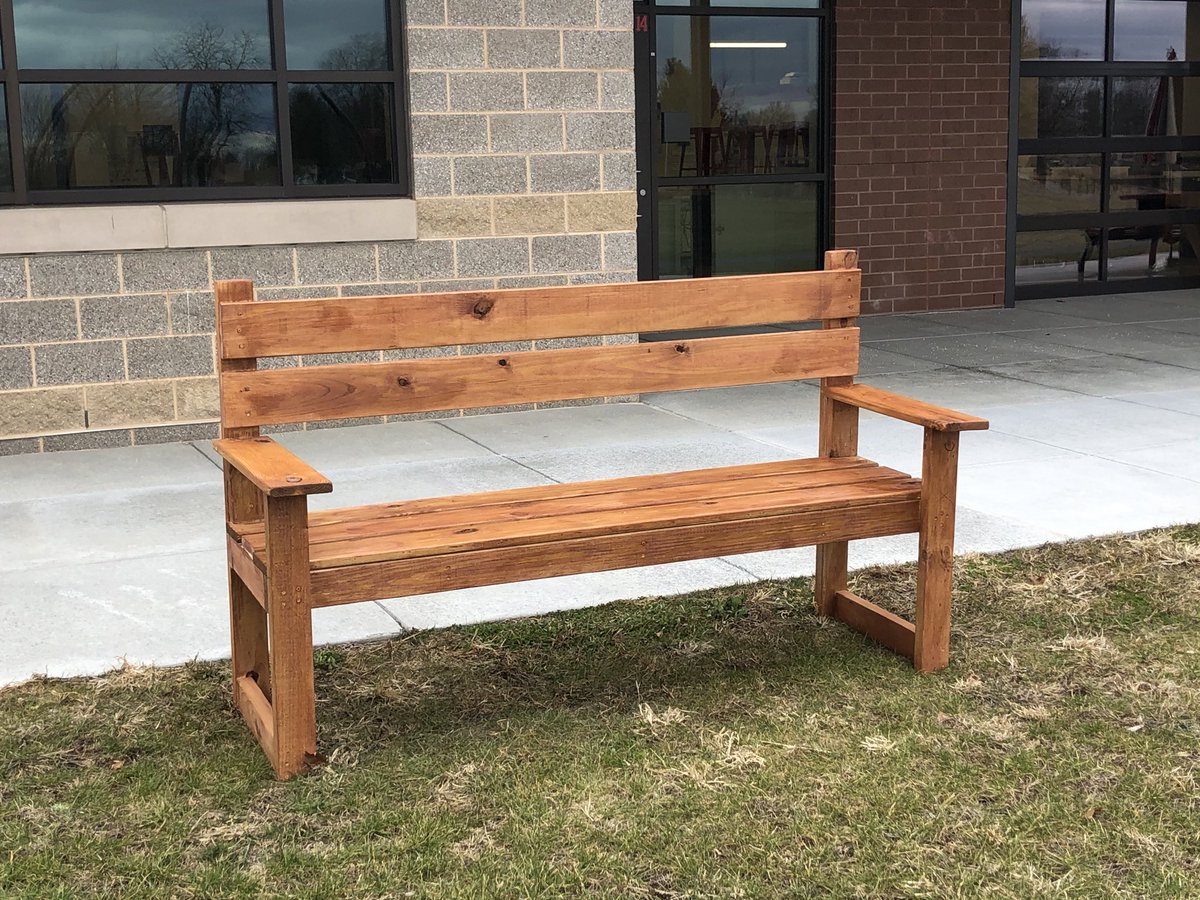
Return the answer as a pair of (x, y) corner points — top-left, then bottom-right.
(834, 0), (1011, 313)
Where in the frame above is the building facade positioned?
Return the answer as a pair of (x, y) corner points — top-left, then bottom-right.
(0, 0), (1195, 453)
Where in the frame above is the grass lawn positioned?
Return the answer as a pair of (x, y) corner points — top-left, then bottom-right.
(4, 527), (1200, 898)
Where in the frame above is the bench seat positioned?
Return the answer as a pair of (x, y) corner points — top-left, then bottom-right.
(227, 456), (922, 607)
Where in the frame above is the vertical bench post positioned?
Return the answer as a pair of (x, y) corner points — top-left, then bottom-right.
(914, 428), (959, 672)
(814, 250), (861, 617)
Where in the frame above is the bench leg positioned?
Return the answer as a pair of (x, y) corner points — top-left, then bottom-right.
(263, 495), (319, 780)
(815, 368), (859, 618)
(914, 429), (959, 673)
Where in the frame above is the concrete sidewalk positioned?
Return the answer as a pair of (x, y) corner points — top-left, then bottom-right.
(3, 290), (1199, 687)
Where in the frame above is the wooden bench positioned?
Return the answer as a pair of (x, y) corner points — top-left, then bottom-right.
(214, 250), (989, 779)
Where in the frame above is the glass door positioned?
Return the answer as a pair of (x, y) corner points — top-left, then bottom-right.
(634, 0), (830, 281)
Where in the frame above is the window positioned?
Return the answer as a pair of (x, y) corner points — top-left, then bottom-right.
(1014, 0), (1200, 296)
(0, 0), (407, 205)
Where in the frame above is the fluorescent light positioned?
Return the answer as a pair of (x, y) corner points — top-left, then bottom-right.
(709, 41), (788, 49)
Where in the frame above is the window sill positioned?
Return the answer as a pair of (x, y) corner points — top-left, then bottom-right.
(0, 197), (417, 255)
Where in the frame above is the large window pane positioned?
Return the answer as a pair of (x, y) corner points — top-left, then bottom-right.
(1019, 0), (1105, 60)
(1108, 226), (1200, 279)
(289, 83), (394, 184)
(1015, 230), (1100, 286)
(657, 0), (818, 6)
(656, 16), (819, 178)
(1114, 0), (1200, 61)
(1018, 77), (1103, 139)
(1109, 151), (1200, 211)
(657, 183), (819, 278)
(13, 1), (271, 70)
(0, 96), (11, 191)
(1113, 76), (1200, 137)
(283, 0), (390, 70)
(1017, 154), (1101, 215)
(21, 83), (280, 190)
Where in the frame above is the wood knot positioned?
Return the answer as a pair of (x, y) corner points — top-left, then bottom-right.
(498, 358), (508, 367)
(472, 298), (495, 319)
(674, 343), (688, 353)
(396, 377), (411, 387)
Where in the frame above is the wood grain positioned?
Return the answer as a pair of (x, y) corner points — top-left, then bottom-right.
(221, 328), (860, 427)
(235, 675), (278, 767)
(214, 437), (333, 498)
(219, 270), (861, 359)
(832, 589), (916, 659)
(824, 383), (990, 432)
(311, 499), (922, 606)
(914, 428), (960, 673)
(216, 279), (260, 441)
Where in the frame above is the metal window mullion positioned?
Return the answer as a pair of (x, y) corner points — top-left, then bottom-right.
(388, 0), (409, 191)
(1, 0), (28, 202)
(269, 0), (294, 193)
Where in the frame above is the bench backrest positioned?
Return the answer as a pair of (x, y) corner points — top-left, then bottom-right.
(216, 250), (861, 438)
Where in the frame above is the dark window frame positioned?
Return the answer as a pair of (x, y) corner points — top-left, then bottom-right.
(1007, 0), (1200, 301)
(0, 0), (412, 206)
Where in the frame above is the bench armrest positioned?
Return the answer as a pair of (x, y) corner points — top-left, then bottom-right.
(824, 384), (989, 432)
(213, 437), (333, 498)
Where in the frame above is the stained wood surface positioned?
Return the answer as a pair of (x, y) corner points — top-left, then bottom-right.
(824, 383), (989, 432)
(214, 437), (333, 498)
(228, 535), (266, 607)
(309, 500), (921, 606)
(230, 459), (919, 570)
(914, 428), (960, 673)
(221, 328), (860, 427)
(218, 270), (861, 360)
(235, 675), (277, 766)
(216, 279), (260, 442)
(832, 589), (916, 659)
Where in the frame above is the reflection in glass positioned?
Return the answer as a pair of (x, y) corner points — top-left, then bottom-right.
(21, 83), (279, 190)
(0, 97), (11, 191)
(1018, 77), (1103, 139)
(657, 183), (819, 279)
(1113, 76), (1200, 137)
(1109, 151), (1200, 211)
(13, 0), (270, 69)
(1108, 226), (1200, 279)
(656, 16), (819, 178)
(1017, 154), (1101, 215)
(1015, 230), (1099, 285)
(283, 0), (389, 70)
(1114, 1), (1200, 61)
(1019, 0), (1105, 59)
(657, 0), (818, 6)
(289, 83), (394, 184)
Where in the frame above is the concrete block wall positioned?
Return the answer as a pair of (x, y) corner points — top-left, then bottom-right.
(834, 0), (1010, 313)
(0, 0), (636, 454)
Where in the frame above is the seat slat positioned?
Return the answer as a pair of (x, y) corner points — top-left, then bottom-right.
(302, 478), (919, 569)
(218, 270), (861, 359)
(220, 328), (859, 427)
(309, 499), (921, 606)
(233, 456), (887, 540)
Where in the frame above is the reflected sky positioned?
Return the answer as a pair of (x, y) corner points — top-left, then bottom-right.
(1024, 0), (1196, 61)
(13, 0), (271, 69)
(283, 0), (389, 69)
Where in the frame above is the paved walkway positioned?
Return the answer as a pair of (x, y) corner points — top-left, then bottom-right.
(3, 290), (1199, 686)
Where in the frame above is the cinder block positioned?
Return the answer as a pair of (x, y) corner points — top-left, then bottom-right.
(563, 31), (633, 70)
(497, 275), (570, 289)
(407, 0), (447, 25)
(168, 292), (216, 334)
(456, 237), (532, 277)
(80, 295), (169, 340)
(126, 335), (215, 380)
(452, 156), (528, 196)
(603, 231), (639, 272)
(296, 243), (377, 285)
(449, 73), (525, 111)
(0, 256), (26, 299)
(409, 28), (485, 69)
(447, 0), (521, 25)
(526, 72), (599, 110)
(601, 152), (637, 190)
(413, 156), (453, 197)
(530, 154), (601, 193)
(133, 422), (219, 444)
(84, 381), (175, 428)
(598, 0), (629, 28)
(409, 72), (449, 112)
(411, 114), (489, 154)
(0, 346), (33, 390)
(0, 387), (85, 437)
(122, 249), (210, 293)
(342, 281), (419, 297)
(210, 246), (295, 286)
(601, 71), (635, 109)
(490, 113), (565, 153)
(35, 341), (125, 385)
(43, 430), (132, 452)
(526, 0), (596, 27)
(176, 377), (220, 420)
(417, 198), (494, 239)
(566, 111), (635, 151)
(494, 196), (566, 235)
(0, 299), (78, 345)
(378, 240), (457, 281)
(531, 234), (603, 274)
(29, 253), (119, 298)
(567, 192), (636, 233)
(487, 29), (561, 68)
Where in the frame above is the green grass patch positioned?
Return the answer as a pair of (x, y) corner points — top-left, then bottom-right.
(3, 529), (1200, 898)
